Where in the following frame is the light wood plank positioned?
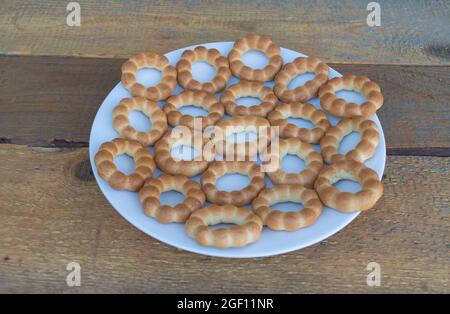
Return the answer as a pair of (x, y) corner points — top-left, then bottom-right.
(1, 0), (450, 64)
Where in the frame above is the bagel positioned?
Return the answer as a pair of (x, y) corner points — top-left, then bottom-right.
(252, 184), (323, 231)
(164, 90), (224, 129)
(265, 138), (323, 188)
(94, 138), (156, 191)
(121, 51), (177, 101)
(185, 204), (263, 248)
(154, 130), (209, 177)
(176, 46), (231, 93)
(138, 174), (205, 223)
(228, 34), (283, 82)
(200, 161), (265, 206)
(320, 117), (380, 164)
(112, 97), (168, 146)
(220, 80), (278, 117)
(314, 160), (384, 212)
(213, 115), (271, 160)
(319, 74), (384, 118)
(267, 102), (330, 143)
(274, 56), (329, 102)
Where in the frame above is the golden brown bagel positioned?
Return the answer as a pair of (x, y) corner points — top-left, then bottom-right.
(121, 51), (177, 101)
(274, 56), (329, 102)
(139, 174), (205, 223)
(220, 80), (278, 117)
(185, 204), (263, 248)
(319, 74), (383, 118)
(164, 90), (224, 129)
(200, 161), (265, 206)
(267, 102), (330, 143)
(228, 34), (283, 82)
(314, 160), (384, 212)
(252, 184), (323, 231)
(94, 138), (156, 191)
(264, 138), (323, 188)
(320, 117), (380, 164)
(176, 46), (231, 93)
(112, 97), (167, 146)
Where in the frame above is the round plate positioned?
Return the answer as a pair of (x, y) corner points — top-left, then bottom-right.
(89, 42), (386, 258)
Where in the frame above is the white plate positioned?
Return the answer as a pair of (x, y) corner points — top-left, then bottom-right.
(89, 42), (386, 258)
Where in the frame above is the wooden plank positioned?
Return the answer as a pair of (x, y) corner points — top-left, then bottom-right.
(0, 55), (449, 154)
(1, 0), (450, 64)
(0, 144), (448, 293)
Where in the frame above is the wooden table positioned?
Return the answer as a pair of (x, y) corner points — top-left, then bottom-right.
(0, 0), (449, 293)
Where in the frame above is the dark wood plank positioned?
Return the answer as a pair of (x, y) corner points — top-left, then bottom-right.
(0, 144), (448, 293)
(1, 0), (450, 64)
(0, 55), (449, 154)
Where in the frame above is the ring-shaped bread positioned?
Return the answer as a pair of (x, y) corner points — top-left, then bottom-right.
(176, 46), (231, 93)
(267, 102), (330, 143)
(113, 97), (168, 146)
(94, 138), (156, 191)
(213, 115), (271, 160)
(121, 51), (177, 101)
(228, 34), (283, 82)
(319, 74), (384, 118)
(274, 56), (329, 102)
(185, 204), (263, 248)
(154, 130), (209, 177)
(163, 90), (224, 129)
(320, 117), (380, 164)
(252, 184), (323, 231)
(264, 138), (323, 188)
(220, 80), (278, 117)
(314, 160), (384, 212)
(200, 161), (266, 206)
(138, 174), (205, 223)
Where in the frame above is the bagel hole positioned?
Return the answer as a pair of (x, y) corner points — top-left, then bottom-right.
(170, 145), (199, 161)
(235, 96), (262, 108)
(160, 190), (185, 206)
(135, 67), (162, 87)
(129, 110), (152, 132)
(227, 131), (258, 144)
(287, 72), (316, 90)
(281, 154), (306, 173)
(338, 131), (361, 154)
(210, 223), (238, 230)
(335, 89), (366, 105)
(272, 201), (304, 212)
(179, 105), (209, 117)
(114, 154), (135, 175)
(333, 179), (362, 193)
(192, 61), (217, 83)
(286, 117), (315, 129)
(216, 173), (250, 191)
(242, 50), (269, 69)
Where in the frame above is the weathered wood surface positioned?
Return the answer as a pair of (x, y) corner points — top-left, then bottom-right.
(1, 0), (450, 64)
(0, 145), (448, 293)
(0, 55), (449, 154)
(1, 0), (449, 294)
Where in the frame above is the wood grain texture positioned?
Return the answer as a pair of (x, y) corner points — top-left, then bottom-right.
(1, 0), (450, 64)
(0, 55), (449, 153)
(0, 144), (448, 293)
